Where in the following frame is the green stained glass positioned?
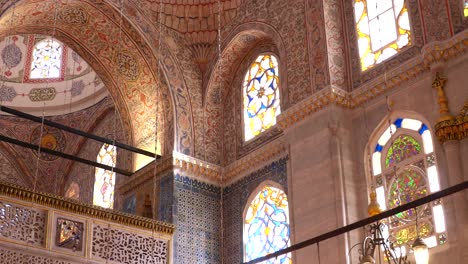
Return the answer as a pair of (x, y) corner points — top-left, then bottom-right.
(391, 222), (433, 245)
(388, 167), (427, 222)
(386, 135), (421, 167)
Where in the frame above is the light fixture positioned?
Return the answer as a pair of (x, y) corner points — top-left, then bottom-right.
(412, 238), (429, 264)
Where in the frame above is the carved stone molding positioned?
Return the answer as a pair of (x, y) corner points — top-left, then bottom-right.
(117, 155), (174, 195)
(173, 151), (222, 184)
(0, 181), (175, 234)
(223, 137), (288, 185)
(277, 30), (468, 132)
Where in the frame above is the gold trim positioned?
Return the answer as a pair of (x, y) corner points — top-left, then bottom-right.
(435, 101), (468, 144)
(0, 181), (175, 234)
(432, 72), (453, 122)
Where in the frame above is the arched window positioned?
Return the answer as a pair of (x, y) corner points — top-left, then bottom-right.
(93, 144), (116, 209)
(370, 118), (447, 250)
(465, 0), (468, 17)
(243, 54), (281, 141)
(354, 0), (411, 71)
(244, 185), (291, 263)
(27, 37), (65, 81)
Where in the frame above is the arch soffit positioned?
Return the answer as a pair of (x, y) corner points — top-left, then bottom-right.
(205, 22), (287, 111)
(203, 22), (286, 164)
(0, 0), (191, 155)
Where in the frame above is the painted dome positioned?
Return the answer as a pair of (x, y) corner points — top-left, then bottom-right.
(0, 34), (108, 116)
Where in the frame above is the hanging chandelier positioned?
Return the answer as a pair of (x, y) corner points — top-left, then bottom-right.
(358, 191), (429, 264)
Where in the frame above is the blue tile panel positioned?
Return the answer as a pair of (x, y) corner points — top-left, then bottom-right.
(173, 173), (221, 264)
(222, 156), (289, 264)
(158, 172), (174, 223)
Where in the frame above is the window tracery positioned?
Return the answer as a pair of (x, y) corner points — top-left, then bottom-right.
(354, 0), (411, 71)
(370, 118), (447, 249)
(93, 144), (116, 209)
(243, 54), (281, 141)
(244, 185), (291, 264)
(29, 38), (64, 79)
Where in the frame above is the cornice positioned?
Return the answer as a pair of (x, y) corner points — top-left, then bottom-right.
(0, 181), (175, 234)
(277, 30), (468, 131)
(115, 31), (467, 186)
(117, 155), (174, 195)
(173, 151), (222, 185)
(223, 137), (288, 185)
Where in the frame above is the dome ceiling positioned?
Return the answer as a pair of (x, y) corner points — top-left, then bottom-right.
(0, 34), (108, 116)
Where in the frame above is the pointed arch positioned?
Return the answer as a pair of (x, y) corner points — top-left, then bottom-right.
(366, 113), (447, 249)
(243, 180), (291, 263)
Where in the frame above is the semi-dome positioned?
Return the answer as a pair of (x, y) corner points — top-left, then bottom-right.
(0, 34), (107, 116)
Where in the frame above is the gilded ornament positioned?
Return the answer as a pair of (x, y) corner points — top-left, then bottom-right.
(431, 72), (453, 122)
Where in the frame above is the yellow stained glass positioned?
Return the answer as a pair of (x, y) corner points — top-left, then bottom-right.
(244, 186), (291, 264)
(93, 144), (116, 209)
(464, 1), (468, 17)
(355, 0), (411, 71)
(243, 55), (281, 141)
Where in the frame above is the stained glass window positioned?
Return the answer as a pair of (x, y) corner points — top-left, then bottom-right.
(385, 135), (421, 167)
(354, 0), (411, 71)
(93, 144), (116, 209)
(465, 0), (468, 17)
(29, 38), (63, 79)
(243, 54), (281, 141)
(370, 117), (446, 249)
(244, 186), (291, 264)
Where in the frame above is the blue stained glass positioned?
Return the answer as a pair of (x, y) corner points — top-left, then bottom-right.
(418, 124), (428, 135)
(244, 186), (291, 264)
(243, 55), (281, 141)
(394, 118), (403, 128)
(375, 144), (383, 152)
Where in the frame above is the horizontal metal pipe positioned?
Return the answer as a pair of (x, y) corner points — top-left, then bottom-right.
(0, 134), (133, 176)
(0, 105), (160, 158)
(244, 180), (468, 264)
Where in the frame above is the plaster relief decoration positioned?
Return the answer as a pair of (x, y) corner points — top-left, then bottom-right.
(92, 224), (168, 264)
(0, 201), (47, 247)
(55, 217), (84, 253)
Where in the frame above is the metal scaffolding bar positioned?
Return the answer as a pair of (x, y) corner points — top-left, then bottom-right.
(0, 105), (160, 159)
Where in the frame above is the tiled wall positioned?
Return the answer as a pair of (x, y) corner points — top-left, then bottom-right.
(223, 156), (289, 264)
(173, 173), (221, 264)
